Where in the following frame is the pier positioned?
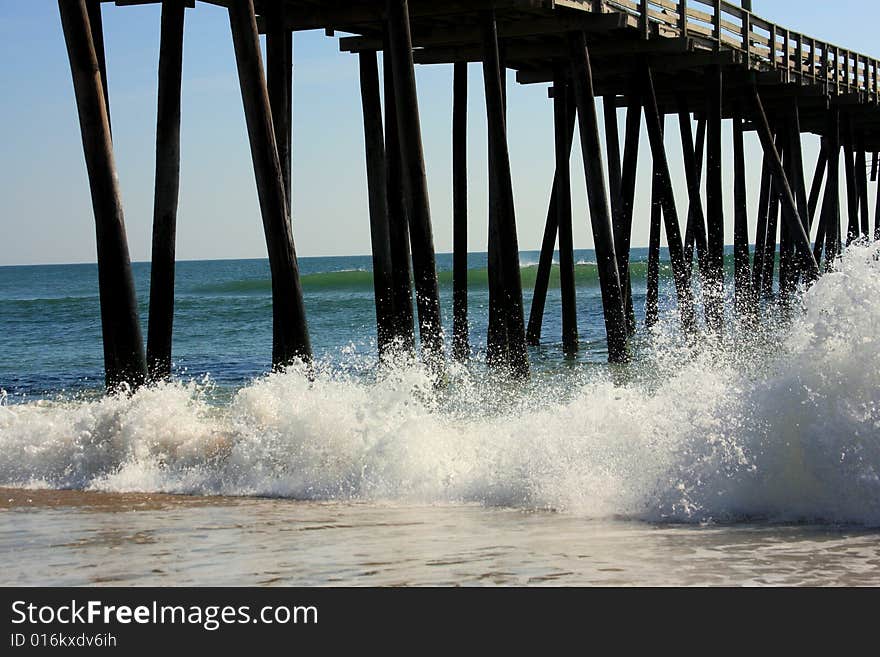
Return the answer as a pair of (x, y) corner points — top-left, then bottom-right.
(57, 0), (880, 387)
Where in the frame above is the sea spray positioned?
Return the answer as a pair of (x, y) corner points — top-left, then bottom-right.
(1, 244), (880, 524)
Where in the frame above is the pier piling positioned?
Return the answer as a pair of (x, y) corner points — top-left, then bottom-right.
(59, 0), (147, 390)
(568, 32), (629, 362)
(228, 0), (311, 368)
(482, 11), (528, 376)
(358, 50), (396, 357)
(452, 61), (469, 362)
(147, 0), (186, 381)
(386, 0), (444, 364)
(554, 72), (578, 356)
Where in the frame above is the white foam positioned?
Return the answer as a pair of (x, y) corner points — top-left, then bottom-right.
(2, 244), (880, 525)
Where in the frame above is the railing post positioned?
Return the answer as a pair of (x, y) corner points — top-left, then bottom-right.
(807, 38), (815, 83)
(713, 0), (721, 50)
(834, 47), (840, 95)
(741, 6), (750, 61)
(874, 59), (879, 102)
(640, 0), (650, 39)
(770, 25), (777, 68)
(845, 50), (851, 92)
(783, 29), (791, 82)
(679, 0), (688, 36)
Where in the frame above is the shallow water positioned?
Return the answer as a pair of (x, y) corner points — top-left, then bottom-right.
(3, 490), (879, 586)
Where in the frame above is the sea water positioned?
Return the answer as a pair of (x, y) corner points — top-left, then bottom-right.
(1, 245), (879, 586)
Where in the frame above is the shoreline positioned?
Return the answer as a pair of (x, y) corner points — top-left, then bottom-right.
(0, 487), (248, 512)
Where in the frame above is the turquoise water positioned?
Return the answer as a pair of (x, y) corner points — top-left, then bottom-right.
(0, 248), (666, 398)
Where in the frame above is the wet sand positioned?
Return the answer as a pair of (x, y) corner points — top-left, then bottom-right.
(3, 488), (880, 586)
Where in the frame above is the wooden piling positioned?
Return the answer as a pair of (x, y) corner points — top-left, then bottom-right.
(778, 131), (796, 300)
(266, 3), (292, 215)
(732, 104), (752, 314)
(762, 182), (780, 299)
(568, 32), (629, 362)
(806, 141), (828, 232)
(875, 169), (880, 242)
(482, 11), (528, 376)
(382, 43), (416, 351)
(228, 0), (311, 367)
(705, 65), (725, 332)
(684, 118), (708, 271)
(59, 0), (147, 389)
(677, 100), (710, 290)
(452, 61), (469, 361)
(358, 51), (396, 356)
(85, 0), (110, 132)
(856, 136), (870, 238)
(555, 73), (578, 355)
(645, 135), (663, 330)
(784, 99), (809, 288)
(146, 0), (186, 381)
(749, 81), (820, 281)
(525, 191), (558, 347)
(616, 95), (642, 334)
(752, 148), (773, 296)
(526, 101), (576, 346)
(641, 66), (696, 331)
(386, 0), (444, 363)
(843, 115), (860, 245)
(820, 105), (842, 269)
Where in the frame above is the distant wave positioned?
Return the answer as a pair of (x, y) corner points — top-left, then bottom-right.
(187, 262), (660, 296)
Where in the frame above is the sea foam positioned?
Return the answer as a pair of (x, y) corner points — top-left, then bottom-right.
(2, 243), (880, 525)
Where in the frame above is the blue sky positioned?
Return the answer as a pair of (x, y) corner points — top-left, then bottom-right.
(1, 0), (878, 265)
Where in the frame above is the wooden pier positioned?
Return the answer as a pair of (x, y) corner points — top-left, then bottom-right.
(58, 0), (880, 387)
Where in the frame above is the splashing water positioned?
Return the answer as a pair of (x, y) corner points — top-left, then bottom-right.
(1, 244), (879, 526)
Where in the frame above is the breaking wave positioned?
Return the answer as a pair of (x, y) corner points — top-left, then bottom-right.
(2, 243), (880, 525)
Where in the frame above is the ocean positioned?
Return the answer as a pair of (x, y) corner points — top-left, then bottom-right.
(2, 245), (880, 586)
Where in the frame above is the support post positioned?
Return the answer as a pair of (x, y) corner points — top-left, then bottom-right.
(358, 51), (396, 357)
(732, 104), (752, 314)
(482, 11), (528, 376)
(677, 100), (710, 292)
(525, 190), (558, 347)
(568, 32), (629, 363)
(59, 0), (146, 389)
(762, 180), (780, 299)
(266, 3), (292, 216)
(228, 0), (311, 367)
(645, 133), (663, 329)
(383, 40), (415, 352)
(749, 81), (820, 281)
(784, 99), (809, 289)
(526, 101), (576, 346)
(452, 61), (469, 361)
(555, 72), (578, 355)
(806, 141), (828, 233)
(684, 118), (708, 274)
(642, 65), (696, 331)
(386, 0), (444, 363)
(85, 0), (110, 131)
(843, 114), (860, 244)
(820, 105), (842, 268)
(616, 93), (642, 334)
(752, 147), (773, 295)
(705, 65), (725, 332)
(147, 0), (186, 381)
(856, 136), (870, 238)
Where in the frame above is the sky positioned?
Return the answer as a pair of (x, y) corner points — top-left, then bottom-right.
(0, 0), (878, 265)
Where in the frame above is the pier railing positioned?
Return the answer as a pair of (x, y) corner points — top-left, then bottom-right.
(573, 0), (880, 102)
